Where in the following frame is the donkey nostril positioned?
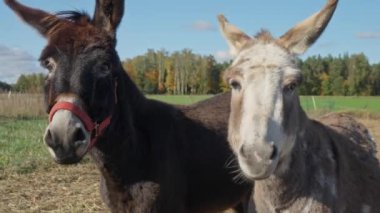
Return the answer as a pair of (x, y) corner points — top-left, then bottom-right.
(270, 144), (278, 160)
(73, 127), (86, 142)
(239, 145), (249, 159)
(44, 129), (55, 147)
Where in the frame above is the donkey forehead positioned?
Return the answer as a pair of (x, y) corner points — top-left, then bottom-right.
(229, 42), (299, 78)
(234, 42), (293, 69)
(40, 23), (113, 59)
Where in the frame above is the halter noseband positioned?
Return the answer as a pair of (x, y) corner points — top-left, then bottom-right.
(49, 101), (112, 151)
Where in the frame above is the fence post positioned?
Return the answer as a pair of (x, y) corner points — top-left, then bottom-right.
(312, 96), (317, 110)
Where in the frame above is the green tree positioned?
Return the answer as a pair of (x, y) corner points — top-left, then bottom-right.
(0, 81), (11, 92)
(369, 63), (380, 95)
(119, 48), (379, 95)
(346, 54), (371, 95)
(299, 56), (325, 95)
(14, 73), (45, 93)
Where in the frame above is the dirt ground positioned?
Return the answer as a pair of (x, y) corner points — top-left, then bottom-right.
(0, 163), (106, 212)
(0, 116), (379, 213)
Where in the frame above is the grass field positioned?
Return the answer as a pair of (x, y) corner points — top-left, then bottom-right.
(1, 93), (379, 117)
(0, 118), (50, 175)
(0, 93), (379, 212)
(300, 96), (380, 114)
(148, 95), (380, 114)
(147, 94), (212, 105)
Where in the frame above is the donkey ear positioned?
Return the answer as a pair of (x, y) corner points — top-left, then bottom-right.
(217, 14), (252, 56)
(92, 0), (124, 37)
(277, 0), (338, 55)
(4, 0), (61, 37)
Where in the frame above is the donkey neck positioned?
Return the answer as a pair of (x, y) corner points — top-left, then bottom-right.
(90, 67), (151, 185)
(254, 110), (338, 212)
(254, 137), (310, 211)
(117, 67), (147, 112)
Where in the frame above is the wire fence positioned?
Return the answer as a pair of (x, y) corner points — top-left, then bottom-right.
(0, 93), (379, 118)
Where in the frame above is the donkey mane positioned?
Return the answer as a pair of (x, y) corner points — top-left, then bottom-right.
(55, 11), (91, 23)
(38, 11), (93, 38)
(253, 30), (274, 43)
(236, 30), (275, 53)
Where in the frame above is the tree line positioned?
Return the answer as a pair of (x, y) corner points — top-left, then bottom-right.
(0, 73), (45, 93)
(123, 49), (229, 94)
(124, 50), (380, 95)
(0, 81), (12, 92)
(299, 53), (380, 96)
(3, 49), (380, 96)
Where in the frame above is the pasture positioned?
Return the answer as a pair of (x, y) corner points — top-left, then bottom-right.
(0, 93), (379, 212)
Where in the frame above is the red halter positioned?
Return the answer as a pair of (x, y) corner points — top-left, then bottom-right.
(49, 101), (112, 151)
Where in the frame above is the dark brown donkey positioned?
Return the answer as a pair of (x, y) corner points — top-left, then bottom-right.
(5, 0), (252, 212)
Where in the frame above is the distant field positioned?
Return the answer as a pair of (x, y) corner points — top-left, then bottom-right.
(1, 93), (379, 117)
(300, 96), (380, 114)
(0, 93), (44, 118)
(150, 95), (380, 114)
(147, 94), (211, 105)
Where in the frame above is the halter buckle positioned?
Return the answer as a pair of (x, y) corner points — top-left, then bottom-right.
(92, 122), (100, 138)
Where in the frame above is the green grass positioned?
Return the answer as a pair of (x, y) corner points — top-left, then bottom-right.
(147, 94), (211, 105)
(300, 96), (380, 114)
(0, 117), (52, 176)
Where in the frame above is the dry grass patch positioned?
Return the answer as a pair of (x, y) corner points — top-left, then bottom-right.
(0, 93), (45, 118)
(0, 163), (106, 212)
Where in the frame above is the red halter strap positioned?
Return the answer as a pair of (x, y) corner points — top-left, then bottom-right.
(49, 101), (112, 150)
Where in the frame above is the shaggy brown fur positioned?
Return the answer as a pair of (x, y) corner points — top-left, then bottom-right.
(253, 112), (380, 212)
(101, 181), (159, 213)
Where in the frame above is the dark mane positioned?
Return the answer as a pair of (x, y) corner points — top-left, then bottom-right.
(39, 11), (96, 39)
(240, 29), (274, 51)
(55, 11), (91, 24)
(254, 29), (274, 43)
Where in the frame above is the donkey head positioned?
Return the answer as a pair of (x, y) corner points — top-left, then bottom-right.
(218, 0), (338, 180)
(5, 0), (124, 164)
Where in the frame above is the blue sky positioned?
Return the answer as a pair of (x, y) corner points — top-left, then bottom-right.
(0, 0), (379, 83)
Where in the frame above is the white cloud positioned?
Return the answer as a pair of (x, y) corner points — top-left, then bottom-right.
(356, 32), (380, 39)
(0, 44), (44, 83)
(191, 20), (216, 32)
(214, 50), (232, 62)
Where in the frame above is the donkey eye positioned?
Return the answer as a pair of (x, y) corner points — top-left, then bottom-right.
(284, 82), (297, 93)
(41, 58), (55, 72)
(229, 79), (241, 91)
(42, 59), (50, 69)
(101, 62), (111, 71)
